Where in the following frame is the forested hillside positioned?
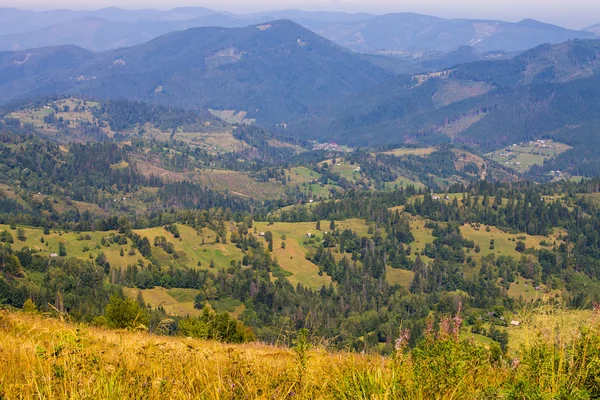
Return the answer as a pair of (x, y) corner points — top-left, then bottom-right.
(3, 5), (600, 399)
(0, 20), (391, 124)
(4, 98), (600, 355)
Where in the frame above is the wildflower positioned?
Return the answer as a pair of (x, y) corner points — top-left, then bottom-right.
(452, 302), (463, 341)
(438, 317), (451, 340)
(395, 328), (411, 351)
(425, 316), (435, 342)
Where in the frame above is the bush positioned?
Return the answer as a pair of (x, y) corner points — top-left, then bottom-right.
(104, 294), (149, 330)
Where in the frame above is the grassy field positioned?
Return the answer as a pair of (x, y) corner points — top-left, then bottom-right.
(384, 173), (426, 190)
(123, 287), (202, 317)
(253, 219), (372, 289)
(2, 218), (367, 291)
(382, 147), (436, 157)
(124, 287), (247, 319)
(3, 308), (600, 398)
(254, 221), (332, 289)
(486, 140), (571, 174)
(407, 217), (436, 262)
(134, 225), (245, 271)
(208, 109), (255, 124)
(195, 170), (285, 201)
(386, 267), (414, 288)
(267, 139), (306, 154)
(0, 224), (145, 270)
(507, 308), (594, 351)
(0, 185), (105, 217)
(330, 160), (361, 181)
(7, 98), (111, 137)
(175, 131), (250, 153)
(506, 281), (561, 302)
(460, 223), (565, 261)
(286, 167), (338, 200)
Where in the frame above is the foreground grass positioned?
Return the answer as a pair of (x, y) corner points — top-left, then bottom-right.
(2, 308), (600, 399)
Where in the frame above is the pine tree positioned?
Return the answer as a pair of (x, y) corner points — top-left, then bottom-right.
(58, 242), (67, 257)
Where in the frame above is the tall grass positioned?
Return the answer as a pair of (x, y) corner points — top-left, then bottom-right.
(1, 305), (600, 399)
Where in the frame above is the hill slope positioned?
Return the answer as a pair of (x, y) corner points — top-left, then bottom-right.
(585, 23), (600, 36)
(0, 15), (266, 52)
(0, 8), (594, 54)
(292, 39), (600, 146)
(3, 309), (600, 398)
(0, 20), (391, 124)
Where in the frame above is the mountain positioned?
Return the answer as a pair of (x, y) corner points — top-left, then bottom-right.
(0, 8), (594, 54)
(312, 14), (596, 53)
(0, 8), (87, 35)
(0, 20), (391, 124)
(586, 24), (600, 36)
(0, 45), (94, 98)
(0, 15), (262, 52)
(236, 9), (374, 23)
(290, 39), (600, 175)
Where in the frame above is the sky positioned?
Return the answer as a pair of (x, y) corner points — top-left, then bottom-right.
(1, 0), (599, 29)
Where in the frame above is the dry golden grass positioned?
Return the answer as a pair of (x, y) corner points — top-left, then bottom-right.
(0, 311), (348, 399)
(2, 306), (600, 399)
(382, 147), (436, 157)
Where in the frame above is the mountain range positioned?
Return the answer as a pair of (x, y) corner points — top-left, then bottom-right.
(0, 7), (596, 54)
(285, 39), (600, 177)
(0, 20), (391, 124)
(587, 23), (600, 36)
(3, 14), (600, 178)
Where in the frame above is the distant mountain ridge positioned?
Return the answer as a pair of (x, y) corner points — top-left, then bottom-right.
(586, 24), (600, 36)
(0, 7), (594, 53)
(317, 14), (596, 53)
(0, 20), (391, 124)
(287, 39), (600, 165)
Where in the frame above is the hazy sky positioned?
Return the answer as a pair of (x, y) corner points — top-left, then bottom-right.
(1, 0), (599, 29)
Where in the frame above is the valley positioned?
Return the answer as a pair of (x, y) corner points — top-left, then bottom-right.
(2, 6), (600, 398)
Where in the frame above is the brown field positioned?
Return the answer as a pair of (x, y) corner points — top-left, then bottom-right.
(123, 287), (203, 317)
(382, 148), (436, 157)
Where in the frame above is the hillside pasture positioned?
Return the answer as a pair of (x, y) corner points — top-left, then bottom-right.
(0, 224), (145, 270)
(486, 140), (571, 174)
(253, 219), (371, 289)
(134, 225), (245, 271)
(382, 148), (436, 157)
(195, 170), (285, 201)
(123, 287), (202, 317)
(386, 267), (414, 288)
(460, 223), (565, 261)
(253, 221), (333, 289)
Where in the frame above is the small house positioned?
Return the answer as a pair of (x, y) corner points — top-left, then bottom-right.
(510, 321), (521, 327)
(259, 232), (265, 237)
(50, 253), (58, 258)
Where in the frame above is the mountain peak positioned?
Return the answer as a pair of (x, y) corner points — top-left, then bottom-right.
(517, 18), (559, 29)
(252, 19), (305, 30)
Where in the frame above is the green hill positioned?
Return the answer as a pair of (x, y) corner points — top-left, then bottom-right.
(0, 20), (391, 125)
